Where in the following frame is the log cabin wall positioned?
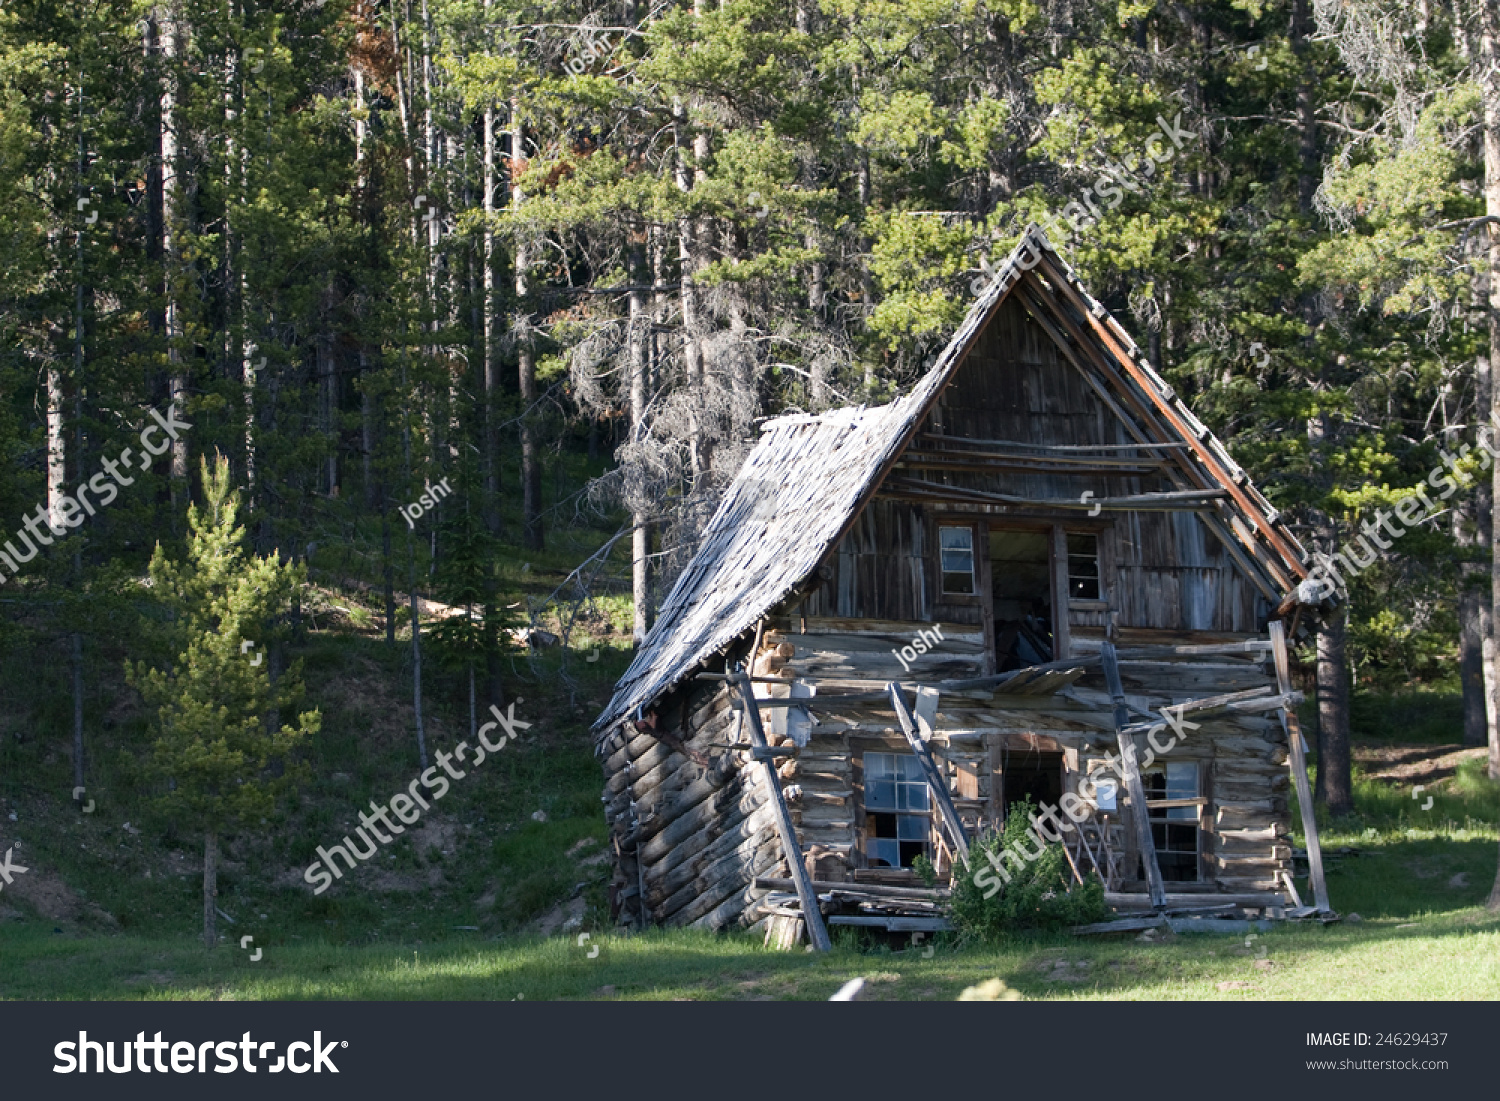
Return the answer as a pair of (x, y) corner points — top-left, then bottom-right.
(599, 661), (791, 932)
(601, 617), (1293, 932)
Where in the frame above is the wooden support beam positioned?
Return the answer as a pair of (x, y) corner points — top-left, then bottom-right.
(1268, 621), (1331, 914)
(916, 433), (1192, 454)
(828, 915), (952, 932)
(884, 476), (1226, 512)
(1050, 524), (1072, 659)
(732, 669), (832, 951)
(888, 682), (971, 863)
(753, 876), (950, 900)
(897, 450), (1165, 477)
(1101, 639), (1167, 909)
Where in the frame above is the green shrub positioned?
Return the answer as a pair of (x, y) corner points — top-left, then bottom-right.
(947, 798), (1107, 938)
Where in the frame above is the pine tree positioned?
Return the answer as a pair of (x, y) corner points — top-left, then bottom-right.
(128, 453), (319, 948)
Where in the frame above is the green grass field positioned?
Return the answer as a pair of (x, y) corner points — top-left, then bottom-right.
(1, 900), (1496, 1001)
(3, 751), (1497, 1001)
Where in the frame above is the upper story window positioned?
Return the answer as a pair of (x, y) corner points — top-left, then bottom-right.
(939, 526), (975, 594)
(1067, 533), (1101, 600)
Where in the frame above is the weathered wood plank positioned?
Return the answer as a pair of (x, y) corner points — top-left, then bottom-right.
(1270, 621), (1330, 914)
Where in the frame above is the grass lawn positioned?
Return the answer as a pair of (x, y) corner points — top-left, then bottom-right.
(1, 905), (1497, 1001)
(4, 812), (1498, 1000)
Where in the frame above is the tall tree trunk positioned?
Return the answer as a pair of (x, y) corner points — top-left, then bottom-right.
(158, 7), (188, 500)
(481, 56), (500, 536)
(408, 532), (428, 770)
(513, 103), (543, 549)
(71, 632), (84, 797)
(320, 330), (338, 496)
(1308, 409), (1353, 812)
(47, 362), (66, 534)
(1316, 603), (1353, 814)
(629, 241), (651, 643)
(1482, 0), (1500, 781)
(673, 97), (708, 487)
(381, 495), (396, 648)
(202, 830), (218, 949)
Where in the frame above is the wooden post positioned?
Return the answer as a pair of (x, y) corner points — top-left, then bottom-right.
(1050, 524), (1072, 660)
(1269, 620), (1331, 914)
(889, 682), (970, 863)
(1100, 640), (1167, 909)
(733, 669), (831, 951)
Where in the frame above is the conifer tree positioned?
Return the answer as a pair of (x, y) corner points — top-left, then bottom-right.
(128, 453), (319, 948)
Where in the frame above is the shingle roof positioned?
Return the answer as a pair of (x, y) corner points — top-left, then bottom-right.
(592, 226), (1310, 738)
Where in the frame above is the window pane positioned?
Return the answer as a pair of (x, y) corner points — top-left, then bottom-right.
(1166, 761), (1198, 800)
(897, 814), (928, 841)
(1166, 824), (1198, 851)
(866, 753), (894, 778)
(940, 527), (973, 552)
(940, 549), (972, 572)
(899, 756), (925, 780)
(1069, 577), (1100, 600)
(866, 780), (896, 811)
(906, 784), (930, 811)
(942, 570), (975, 595)
(1066, 533), (1101, 600)
(867, 839), (899, 868)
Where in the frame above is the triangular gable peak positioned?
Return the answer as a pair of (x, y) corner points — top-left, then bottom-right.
(593, 227), (1309, 737)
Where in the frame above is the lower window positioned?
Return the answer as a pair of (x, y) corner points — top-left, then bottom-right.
(1145, 761), (1201, 882)
(863, 752), (932, 868)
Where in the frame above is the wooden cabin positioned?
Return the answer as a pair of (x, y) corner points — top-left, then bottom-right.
(592, 226), (1327, 939)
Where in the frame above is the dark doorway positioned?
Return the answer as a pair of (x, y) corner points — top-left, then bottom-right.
(1000, 750), (1064, 819)
(988, 529), (1052, 671)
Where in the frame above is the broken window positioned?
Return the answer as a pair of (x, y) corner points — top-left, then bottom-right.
(939, 525), (975, 594)
(1067, 533), (1101, 600)
(1144, 761), (1201, 882)
(863, 751), (932, 868)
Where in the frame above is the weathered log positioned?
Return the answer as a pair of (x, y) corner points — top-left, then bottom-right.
(638, 781), (766, 865)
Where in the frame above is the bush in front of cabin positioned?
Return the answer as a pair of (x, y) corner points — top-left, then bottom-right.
(944, 798), (1107, 938)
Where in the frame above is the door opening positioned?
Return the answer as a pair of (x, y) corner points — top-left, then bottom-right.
(1000, 749), (1064, 819)
(988, 529), (1052, 671)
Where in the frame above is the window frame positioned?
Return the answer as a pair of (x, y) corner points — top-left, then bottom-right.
(938, 524), (977, 596)
(854, 747), (935, 872)
(1142, 760), (1206, 883)
(1065, 531), (1102, 603)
